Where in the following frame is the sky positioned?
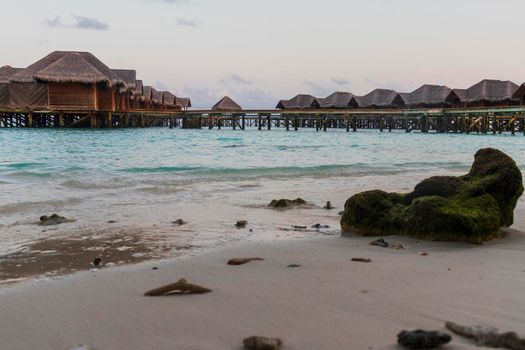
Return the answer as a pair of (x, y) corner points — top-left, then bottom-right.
(1, 0), (525, 108)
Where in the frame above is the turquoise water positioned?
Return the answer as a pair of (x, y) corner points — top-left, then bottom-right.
(1, 128), (525, 260)
(1, 128), (524, 182)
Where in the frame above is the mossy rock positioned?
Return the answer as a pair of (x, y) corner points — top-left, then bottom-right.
(269, 198), (307, 208)
(340, 148), (523, 243)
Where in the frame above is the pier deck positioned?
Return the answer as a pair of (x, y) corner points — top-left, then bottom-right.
(1, 106), (525, 134)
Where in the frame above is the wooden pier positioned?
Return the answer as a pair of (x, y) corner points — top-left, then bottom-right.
(1, 106), (525, 135)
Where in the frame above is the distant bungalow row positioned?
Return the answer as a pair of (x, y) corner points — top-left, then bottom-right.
(0, 51), (191, 112)
(276, 80), (525, 110)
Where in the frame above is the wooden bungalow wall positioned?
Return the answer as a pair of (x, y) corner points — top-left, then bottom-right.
(8, 82), (48, 109)
(48, 82), (96, 110)
(0, 83), (8, 106)
(97, 86), (116, 111)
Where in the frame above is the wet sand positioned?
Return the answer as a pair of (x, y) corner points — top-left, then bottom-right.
(0, 230), (524, 350)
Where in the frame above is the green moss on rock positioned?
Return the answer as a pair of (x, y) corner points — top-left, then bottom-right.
(340, 148), (523, 243)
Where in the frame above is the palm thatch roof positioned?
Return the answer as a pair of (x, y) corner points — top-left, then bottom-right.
(112, 69), (137, 90)
(402, 85), (460, 107)
(462, 79), (519, 103)
(175, 97), (191, 108)
(354, 89), (406, 108)
(212, 96), (242, 111)
(162, 91), (176, 106)
(512, 83), (525, 101)
(151, 88), (163, 104)
(316, 92), (356, 109)
(453, 89), (468, 103)
(142, 86), (153, 102)
(134, 80), (143, 96)
(0, 65), (23, 83)
(10, 51), (125, 87)
(276, 94), (319, 109)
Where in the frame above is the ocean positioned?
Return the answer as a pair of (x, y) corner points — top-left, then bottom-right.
(1, 128), (524, 279)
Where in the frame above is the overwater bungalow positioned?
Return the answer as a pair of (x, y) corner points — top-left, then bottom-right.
(9, 51), (126, 111)
(354, 89), (406, 109)
(176, 97), (191, 111)
(512, 83), (525, 105)
(0, 65), (23, 107)
(151, 88), (163, 109)
(316, 92), (357, 109)
(130, 79), (143, 109)
(460, 79), (519, 107)
(162, 91), (177, 109)
(112, 69), (137, 111)
(212, 96), (242, 111)
(276, 94), (319, 109)
(402, 85), (461, 108)
(140, 86), (154, 109)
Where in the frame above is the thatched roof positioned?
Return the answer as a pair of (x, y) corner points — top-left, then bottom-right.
(402, 85), (460, 107)
(142, 86), (153, 102)
(316, 92), (356, 109)
(151, 88), (163, 104)
(453, 89), (468, 102)
(134, 80), (143, 96)
(175, 97), (191, 108)
(276, 94), (319, 109)
(0, 65), (23, 83)
(354, 89), (406, 108)
(10, 51), (125, 87)
(512, 83), (525, 101)
(463, 79), (519, 103)
(212, 96), (242, 111)
(112, 69), (137, 90)
(162, 91), (176, 106)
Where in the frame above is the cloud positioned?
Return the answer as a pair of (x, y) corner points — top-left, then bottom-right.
(44, 14), (110, 31)
(331, 78), (351, 86)
(304, 80), (332, 97)
(176, 17), (199, 27)
(220, 74), (253, 85)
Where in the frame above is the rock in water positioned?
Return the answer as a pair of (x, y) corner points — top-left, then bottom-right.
(39, 214), (69, 226)
(243, 336), (282, 350)
(235, 220), (248, 228)
(397, 330), (451, 349)
(341, 148), (524, 243)
(268, 198), (307, 208)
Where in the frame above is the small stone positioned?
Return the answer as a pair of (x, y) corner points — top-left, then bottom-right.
(324, 201), (334, 209)
(172, 219), (186, 225)
(370, 238), (389, 248)
(311, 223), (330, 229)
(268, 198), (307, 208)
(227, 258), (264, 266)
(107, 220), (117, 224)
(91, 257), (101, 268)
(419, 252), (429, 256)
(249, 229), (253, 232)
(292, 225), (307, 230)
(152, 267), (158, 270)
(397, 329), (451, 349)
(39, 213), (69, 226)
(287, 264), (301, 268)
(235, 220), (248, 228)
(351, 258), (371, 263)
(243, 336), (282, 350)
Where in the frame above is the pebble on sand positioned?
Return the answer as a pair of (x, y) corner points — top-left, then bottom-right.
(351, 258), (372, 263)
(243, 336), (283, 350)
(227, 258), (264, 266)
(235, 220), (248, 228)
(144, 278), (212, 296)
(397, 329), (452, 349)
(370, 238), (389, 248)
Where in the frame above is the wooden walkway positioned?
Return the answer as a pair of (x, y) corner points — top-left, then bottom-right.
(1, 106), (525, 134)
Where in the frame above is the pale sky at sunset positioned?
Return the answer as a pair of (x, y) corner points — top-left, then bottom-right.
(1, 0), (524, 108)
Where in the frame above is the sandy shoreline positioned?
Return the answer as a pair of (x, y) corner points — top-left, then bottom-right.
(1, 231), (524, 350)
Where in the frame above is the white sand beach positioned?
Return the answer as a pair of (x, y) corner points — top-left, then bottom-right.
(1, 229), (524, 350)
